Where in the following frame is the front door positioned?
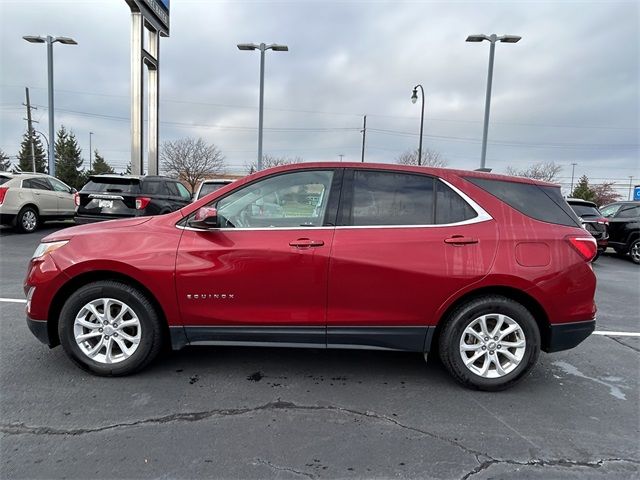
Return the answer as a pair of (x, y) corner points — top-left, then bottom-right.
(175, 169), (340, 346)
(327, 169), (498, 351)
(24, 177), (58, 216)
(48, 177), (75, 216)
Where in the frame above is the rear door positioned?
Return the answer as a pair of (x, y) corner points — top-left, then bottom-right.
(23, 178), (57, 215)
(77, 177), (141, 219)
(326, 169), (498, 351)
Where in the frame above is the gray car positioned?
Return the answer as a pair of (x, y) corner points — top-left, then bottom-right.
(0, 172), (75, 233)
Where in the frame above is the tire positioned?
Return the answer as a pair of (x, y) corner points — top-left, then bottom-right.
(58, 280), (164, 376)
(438, 295), (541, 391)
(16, 206), (39, 233)
(629, 239), (640, 265)
(592, 251), (601, 262)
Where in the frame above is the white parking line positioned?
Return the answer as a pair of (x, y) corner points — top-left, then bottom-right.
(0, 298), (26, 304)
(593, 331), (640, 338)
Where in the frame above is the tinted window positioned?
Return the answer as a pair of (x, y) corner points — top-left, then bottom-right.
(570, 204), (601, 217)
(466, 177), (580, 227)
(165, 182), (179, 196)
(600, 204), (621, 218)
(0, 176), (10, 185)
(24, 178), (52, 191)
(83, 178), (140, 194)
(435, 180), (477, 224)
(350, 171), (434, 226)
(214, 170), (334, 228)
(617, 206), (640, 218)
(142, 181), (167, 195)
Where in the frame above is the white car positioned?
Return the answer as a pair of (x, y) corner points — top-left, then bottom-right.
(0, 172), (75, 233)
(193, 178), (236, 201)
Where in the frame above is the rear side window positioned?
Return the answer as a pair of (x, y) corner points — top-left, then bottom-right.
(176, 183), (191, 200)
(23, 178), (52, 191)
(142, 181), (167, 195)
(83, 178), (140, 194)
(435, 180), (477, 224)
(466, 177), (580, 227)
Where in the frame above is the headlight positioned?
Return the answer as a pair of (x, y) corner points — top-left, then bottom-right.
(32, 241), (68, 259)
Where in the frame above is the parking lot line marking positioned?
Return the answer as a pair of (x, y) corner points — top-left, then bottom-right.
(593, 331), (640, 338)
(0, 298), (26, 304)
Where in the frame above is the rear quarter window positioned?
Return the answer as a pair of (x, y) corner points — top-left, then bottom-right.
(465, 177), (581, 227)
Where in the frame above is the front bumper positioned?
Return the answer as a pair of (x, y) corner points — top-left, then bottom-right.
(544, 319), (595, 353)
(27, 316), (52, 347)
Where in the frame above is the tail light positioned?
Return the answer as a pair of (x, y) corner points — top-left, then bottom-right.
(0, 187), (7, 205)
(73, 192), (80, 207)
(135, 196), (151, 210)
(566, 235), (597, 262)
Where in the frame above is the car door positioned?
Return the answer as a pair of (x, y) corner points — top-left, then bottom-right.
(175, 168), (341, 346)
(23, 178), (58, 216)
(48, 177), (75, 216)
(609, 205), (640, 245)
(326, 169), (498, 351)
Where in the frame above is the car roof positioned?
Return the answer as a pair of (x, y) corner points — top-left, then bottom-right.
(251, 162), (559, 187)
(89, 174), (175, 182)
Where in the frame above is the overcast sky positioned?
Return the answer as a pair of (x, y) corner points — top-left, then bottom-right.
(1, 0), (638, 195)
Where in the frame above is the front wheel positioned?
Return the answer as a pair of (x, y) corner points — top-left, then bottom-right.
(438, 296), (540, 391)
(629, 239), (640, 265)
(58, 280), (164, 376)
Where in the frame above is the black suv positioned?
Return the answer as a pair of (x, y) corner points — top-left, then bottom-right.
(600, 201), (640, 264)
(566, 198), (609, 261)
(75, 175), (192, 224)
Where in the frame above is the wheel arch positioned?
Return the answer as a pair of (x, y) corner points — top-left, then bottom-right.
(432, 285), (551, 353)
(47, 270), (170, 347)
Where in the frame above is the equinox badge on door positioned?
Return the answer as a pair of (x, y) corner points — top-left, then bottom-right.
(186, 293), (235, 300)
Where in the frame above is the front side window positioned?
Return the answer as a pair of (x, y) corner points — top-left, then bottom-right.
(175, 183), (191, 200)
(617, 206), (640, 218)
(349, 171), (435, 226)
(599, 204), (621, 218)
(49, 178), (71, 193)
(214, 170), (334, 228)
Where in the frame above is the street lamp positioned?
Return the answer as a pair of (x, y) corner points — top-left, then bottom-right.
(23, 35), (78, 177)
(411, 85), (425, 166)
(466, 33), (521, 170)
(237, 42), (288, 171)
(89, 131), (94, 171)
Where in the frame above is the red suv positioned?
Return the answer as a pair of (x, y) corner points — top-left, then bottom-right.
(25, 163), (597, 390)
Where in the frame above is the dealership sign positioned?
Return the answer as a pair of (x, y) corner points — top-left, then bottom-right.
(125, 0), (169, 35)
(634, 185), (640, 201)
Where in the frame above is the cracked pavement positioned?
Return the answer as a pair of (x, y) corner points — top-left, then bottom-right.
(1, 225), (639, 479)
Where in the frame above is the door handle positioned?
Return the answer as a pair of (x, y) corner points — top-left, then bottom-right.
(444, 235), (478, 245)
(289, 238), (325, 248)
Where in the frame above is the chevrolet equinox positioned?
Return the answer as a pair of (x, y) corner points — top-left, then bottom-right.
(25, 163), (597, 390)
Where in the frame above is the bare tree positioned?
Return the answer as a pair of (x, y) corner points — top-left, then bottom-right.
(506, 161), (562, 183)
(245, 154), (303, 174)
(591, 182), (621, 206)
(161, 138), (225, 192)
(396, 148), (448, 168)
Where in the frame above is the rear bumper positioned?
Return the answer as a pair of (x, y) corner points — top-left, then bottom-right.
(27, 316), (52, 347)
(74, 214), (135, 225)
(544, 319), (595, 353)
(0, 213), (17, 225)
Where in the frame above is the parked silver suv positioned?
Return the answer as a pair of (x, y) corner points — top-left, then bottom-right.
(0, 172), (75, 233)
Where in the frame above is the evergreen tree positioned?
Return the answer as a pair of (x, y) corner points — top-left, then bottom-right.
(125, 162), (132, 174)
(571, 175), (596, 202)
(55, 126), (85, 189)
(89, 150), (114, 175)
(0, 148), (11, 171)
(17, 131), (47, 173)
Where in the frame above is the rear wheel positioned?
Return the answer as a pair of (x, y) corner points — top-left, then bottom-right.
(58, 280), (163, 376)
(439, 296), (540, 391)
(630, 239), (640, 265)
(16, 206), (39, 233)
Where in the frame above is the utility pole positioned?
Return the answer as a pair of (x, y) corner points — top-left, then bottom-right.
(361, 115), (367, 162)
(23, 87), (38, 172)
(629, 176), (634, 201)
(570, 163), (577, 193)
(338, 154), (344, 162)
(89, 131), (94, 171)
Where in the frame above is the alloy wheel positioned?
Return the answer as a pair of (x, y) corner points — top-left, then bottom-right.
(73, 298), (142, 364)
(22, 210), (37, 232)
(631, 241), (640, 264)
(459, 314), (526, 378)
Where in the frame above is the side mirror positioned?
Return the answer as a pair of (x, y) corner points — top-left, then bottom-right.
(189, 207), (218, 229)
(71, 188), (77, 194)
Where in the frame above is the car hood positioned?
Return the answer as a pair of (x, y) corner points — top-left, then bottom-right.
(43, 217), (153, 242)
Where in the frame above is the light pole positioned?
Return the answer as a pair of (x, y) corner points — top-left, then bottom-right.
(411, 85), (425, 166)
(23, 35), (77, 177)
(89, 131), (94, 171)
(466, 33), (521, 170)
(570, 162), (577, 193)
(237, 42), (288, 171)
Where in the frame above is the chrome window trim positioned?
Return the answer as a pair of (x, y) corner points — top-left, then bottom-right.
(176, 177), (493, 232)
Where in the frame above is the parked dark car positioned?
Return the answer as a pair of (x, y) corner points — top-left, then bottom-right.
(599, 201), (640, 264)
(75, 175), (192, 224)
(566, 198), (608, 261)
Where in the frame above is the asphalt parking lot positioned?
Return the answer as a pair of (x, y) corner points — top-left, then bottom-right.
(1, 223), (639, 479)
